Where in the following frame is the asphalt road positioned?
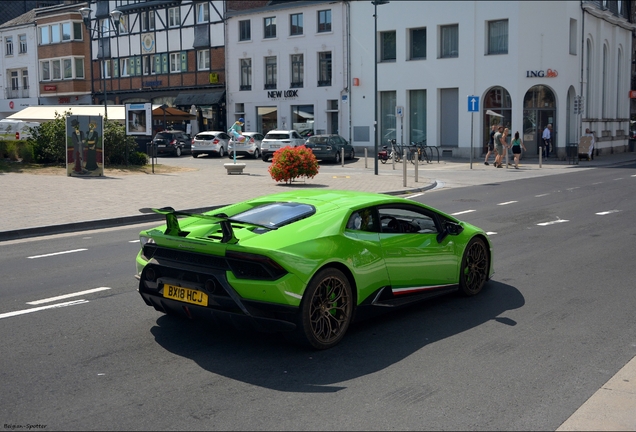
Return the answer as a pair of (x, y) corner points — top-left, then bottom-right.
(1, 162), (635, 430)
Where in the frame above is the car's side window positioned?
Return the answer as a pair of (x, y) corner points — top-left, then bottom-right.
(346, 208), (379, 232)
(378, 206), (439, 234)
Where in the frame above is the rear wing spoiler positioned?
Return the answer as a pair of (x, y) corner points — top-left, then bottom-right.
(139, 207), (276, 244)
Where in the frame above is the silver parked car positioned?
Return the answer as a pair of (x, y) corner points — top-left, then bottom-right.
(260, 129), (305, 162)
(228, 132), (265, 159)
(192, 131), (231, 158)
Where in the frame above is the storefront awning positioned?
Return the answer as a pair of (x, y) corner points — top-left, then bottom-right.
(173, 90), (225, 107)
(151, 106), (196, 121)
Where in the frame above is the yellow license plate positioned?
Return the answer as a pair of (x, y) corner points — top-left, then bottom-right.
(163, 284), (208, 306)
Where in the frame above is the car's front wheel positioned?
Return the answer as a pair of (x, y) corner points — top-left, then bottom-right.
(294, 268), (353, 350)
(459, 237), (489, 296)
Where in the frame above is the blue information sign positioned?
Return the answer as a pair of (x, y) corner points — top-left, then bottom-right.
(468, 96), (479, 112)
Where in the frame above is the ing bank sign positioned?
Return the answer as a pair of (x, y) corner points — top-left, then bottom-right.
(526, 69), (558, 78)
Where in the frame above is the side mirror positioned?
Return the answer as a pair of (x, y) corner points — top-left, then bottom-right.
(436, 221), (464, 243)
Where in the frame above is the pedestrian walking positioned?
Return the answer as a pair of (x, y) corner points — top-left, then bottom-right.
(493, 126), (504, 168)
(511, 131), (526, 169)
(484, 124), (496, 165)
(542, 123), (552, 158)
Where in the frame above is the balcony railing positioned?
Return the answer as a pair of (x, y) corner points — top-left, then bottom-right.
(5, 86), (29, 99)
(317, 79), (331, 87)
(239, 84), (252, 91)
(264, 83), (277, 89)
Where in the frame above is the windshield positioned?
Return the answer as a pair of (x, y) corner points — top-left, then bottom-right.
(155, 133), (172, 140)
(195, 134), (215, 140)
(231, 202), (315, 228)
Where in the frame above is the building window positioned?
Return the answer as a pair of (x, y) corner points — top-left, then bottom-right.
(291, 54), (303, 88)
(569, 19), (577, 55)
(240, 58), (252, 90)
(41, 61), (50, 80)
(170, 53), (181, 72)
(75, 58), (84, 78)
(197, 2), (209, 23)
(318, 10), (331, 33)
(52, 59), (61, 80)
(120, 58), (131, 77)
(239, 20), (251, 41)
(101, 18), (111, 37)
(487, 20), (507, 55)
(73, 22), (83, 40)
(39, 27), (49, 45)
(168, 7), (181, 27)
(197, 49), (210, 70)
(11, 71), (19, 91)
(103, 60), (111, 79)
(264, 17), (276, 38)
(143, 55), (156, 75)
(21, 70), (29, 92)
(265, 56), (277, 89)
(5, 36), (13, 56)
(410, 28), (426, 59)
(117, 15), (128, 34)
(290, 13), (303, 36)
(142, 11), (155, 31)
(51, 24), (61, 43)
(440, 24), (458, 58)
(318, 51), (331, 86)
(62, 22), (72, 41)
(381, 31), (396, 61)
(63, 58), (73, 78)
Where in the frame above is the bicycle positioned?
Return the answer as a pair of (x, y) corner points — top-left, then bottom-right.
(408, 141), (431, 164)
(388, 139), (401, 163)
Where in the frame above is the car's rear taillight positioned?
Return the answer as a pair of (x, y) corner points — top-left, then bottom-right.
(225, 251), (287, 280)
(169, 139), (177, 145)
(213, 138), (219, 144)
(250, 137), (255, 143)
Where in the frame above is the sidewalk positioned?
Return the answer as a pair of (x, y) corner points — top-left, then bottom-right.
(1, 151), (635, 241)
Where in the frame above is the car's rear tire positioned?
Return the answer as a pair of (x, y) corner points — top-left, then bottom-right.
(459, 237), (489, 296)
(218, 147), (225, 158)
(192, 153), (198, 158)
(262, 155), (269, 162)
(349, 148), (355, 160)
(228, 152), (234, 159)
(253, 148), (260, 159)
(175, 147), (182, 157)
(293, 268), (353, 350)
(334, 151), (341, 164)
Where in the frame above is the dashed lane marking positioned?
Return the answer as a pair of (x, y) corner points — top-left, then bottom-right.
(27, 248), (87, 259)
(27, 287), (111, 305)
(0, 300), (89, 320)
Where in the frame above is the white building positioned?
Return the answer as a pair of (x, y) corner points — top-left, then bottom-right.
(225, 0), (634, 159)
(225, 0), (349, 136)
(0, 10), (39, 119)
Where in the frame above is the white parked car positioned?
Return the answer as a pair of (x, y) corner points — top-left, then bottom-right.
(260, 130), (305, 162)
(191, 131), (231, 158)
(228, 132), (265, 159)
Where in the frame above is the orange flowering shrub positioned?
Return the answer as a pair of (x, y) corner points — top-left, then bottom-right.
(268, 145), (319, 184)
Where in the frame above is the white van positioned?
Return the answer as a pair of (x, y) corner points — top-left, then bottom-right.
(0, 119), (40, 140)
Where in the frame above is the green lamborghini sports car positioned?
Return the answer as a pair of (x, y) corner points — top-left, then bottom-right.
(135, 190), (494, 350)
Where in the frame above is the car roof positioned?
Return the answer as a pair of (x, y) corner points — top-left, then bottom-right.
(247, 189), (403, 209)
(265, 130), (298, 134)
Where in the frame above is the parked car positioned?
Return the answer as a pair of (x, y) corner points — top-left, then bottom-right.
(152, 130), (192, 157)
(304, 134), (355, 163)
(191, 131), (231, 158)
(136, 190), (493, 349)
(228, 132), (265, 159)
(260, 129), (305, 161)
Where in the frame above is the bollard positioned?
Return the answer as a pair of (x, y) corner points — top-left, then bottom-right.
(403, 149), (407, 187)
(415, 153), (418, 183)
(364, 148), (368, 168)
(341, 147), (345, 167)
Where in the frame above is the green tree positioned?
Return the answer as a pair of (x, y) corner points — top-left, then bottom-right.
(103, 120), (141, 165)
(26, 110), (68, 164)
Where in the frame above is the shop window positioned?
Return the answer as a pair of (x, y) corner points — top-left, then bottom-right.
(410, 28), (426, 60)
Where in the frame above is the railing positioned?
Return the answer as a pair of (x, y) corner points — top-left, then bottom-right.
(5, 87), (30, 99)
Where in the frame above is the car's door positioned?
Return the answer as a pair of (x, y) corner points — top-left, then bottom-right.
(377, 204), (460, 290)
(291, 131), (304, 147)
(181, 133), (192, 152)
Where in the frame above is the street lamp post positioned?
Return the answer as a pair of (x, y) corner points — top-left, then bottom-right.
(372, 1), (389, 175)
(79, 7), (122, 121)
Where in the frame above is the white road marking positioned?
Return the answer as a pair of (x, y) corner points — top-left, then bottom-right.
(406, 192), (425, 199)
(592, 182), (603, 185)
(613, 178), (623, 181)
(129, 240), (139, 243)
(566, 187), (580, 191)
(26, 287), (111, 305)
(0, 300), (89, 320)
(537, 219), (569, 226)
(498, 201), (517, 206)
(486, 232), (497, 235)
(27, 248), (87, 259)
(535, 193), (550, 197)
(596, 210), (620, 215)
(451, 210), (476, 216)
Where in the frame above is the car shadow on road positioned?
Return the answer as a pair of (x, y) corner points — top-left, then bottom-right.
(149, 281), (524, 393)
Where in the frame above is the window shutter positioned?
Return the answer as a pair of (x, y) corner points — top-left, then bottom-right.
(181, 51), (187, 72)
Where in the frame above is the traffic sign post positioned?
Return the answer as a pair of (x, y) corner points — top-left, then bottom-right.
(468, 96), (479, 169)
